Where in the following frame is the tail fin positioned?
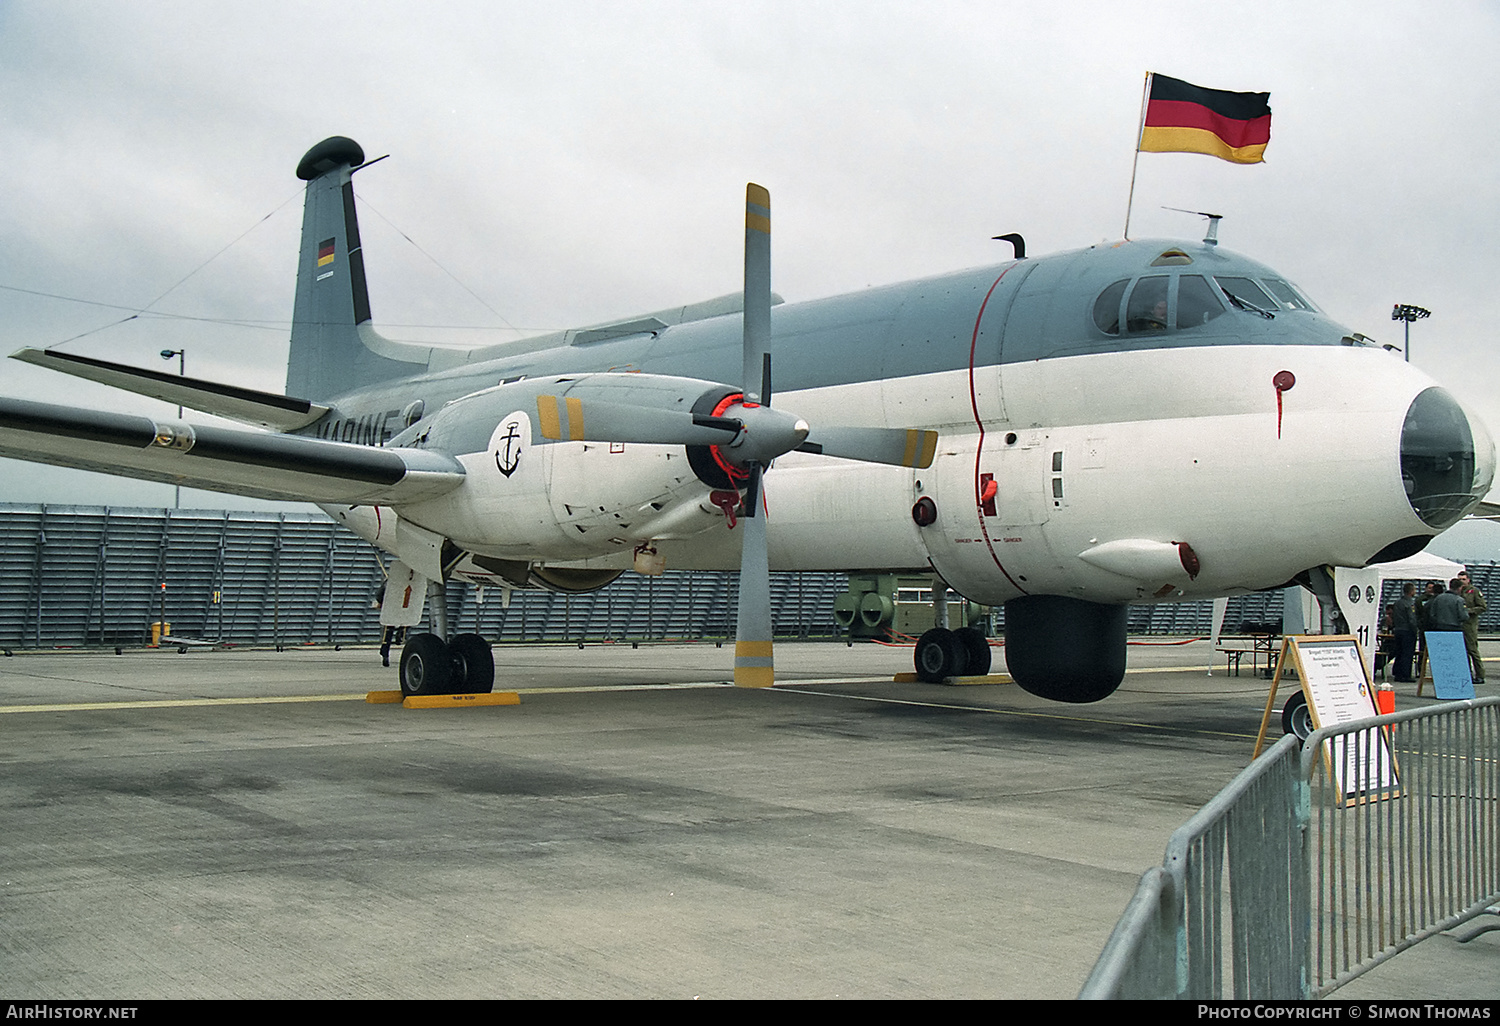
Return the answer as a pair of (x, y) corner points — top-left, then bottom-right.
(286, 137), (431, 401)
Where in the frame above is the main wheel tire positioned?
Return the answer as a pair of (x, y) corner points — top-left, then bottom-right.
(954, 626), (992, 677)
(1282, 690), (1313, 740)
(915, 627), (969, 683)
(449, 633), (494, 694)
(400, 633), (452, 697)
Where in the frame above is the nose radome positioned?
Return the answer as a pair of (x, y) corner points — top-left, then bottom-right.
(1400, 387), (1495, 530)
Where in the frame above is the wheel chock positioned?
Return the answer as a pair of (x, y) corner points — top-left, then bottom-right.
(892, 672), (1012, 686)
(366, 690), (521, 707)
(946, 673), (1013, 686)
(402, 692), (521, 709)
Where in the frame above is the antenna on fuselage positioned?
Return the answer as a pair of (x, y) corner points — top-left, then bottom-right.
(991, 233), (1026, 259)
(1162, 207), (1223, 246)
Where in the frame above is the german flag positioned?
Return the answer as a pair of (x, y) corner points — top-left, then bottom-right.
(1138, 74), (1271, 165)
(317, 238), (336, 267)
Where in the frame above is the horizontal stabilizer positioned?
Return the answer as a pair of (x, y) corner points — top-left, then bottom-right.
(0, 396), (464, 505)
(11, 348), (329, 430)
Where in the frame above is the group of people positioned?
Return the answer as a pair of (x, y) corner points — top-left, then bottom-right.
(1387, 571), (1487, 685)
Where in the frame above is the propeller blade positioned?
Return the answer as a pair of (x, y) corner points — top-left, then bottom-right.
(733, 463), (774, 687)
(534, 393), (808, 460)
(796, 425), (940, 468)
(743, 184), (771, 403)
(733, 183), (776, 688)
(535, 395), (740, 446)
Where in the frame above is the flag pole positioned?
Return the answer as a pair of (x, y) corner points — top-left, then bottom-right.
(1123, 71), (1152, 240)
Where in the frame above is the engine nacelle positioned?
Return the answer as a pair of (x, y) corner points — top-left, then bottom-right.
(375, 373), (750, 563)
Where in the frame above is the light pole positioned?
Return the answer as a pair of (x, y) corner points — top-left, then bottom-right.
(160, 348), (185, 507)
(1391, 304), (1430, 364)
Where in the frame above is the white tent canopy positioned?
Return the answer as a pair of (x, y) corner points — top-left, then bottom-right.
(1366, 551), (1468, 584)
(1209, 551), (1470, 652)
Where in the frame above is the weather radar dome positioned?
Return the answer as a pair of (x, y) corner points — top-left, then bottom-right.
(296, 137), (366, 181)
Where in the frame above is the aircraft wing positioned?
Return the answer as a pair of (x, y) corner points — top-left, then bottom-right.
(10, 348), (329, 430)
(0, 396), (465, 505)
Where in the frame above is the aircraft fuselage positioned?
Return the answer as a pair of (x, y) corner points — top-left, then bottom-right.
(313, 238), (1493, 610)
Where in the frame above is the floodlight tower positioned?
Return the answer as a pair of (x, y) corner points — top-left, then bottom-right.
(1391, 304), (1430, 364)
(160, 348), (185, 507)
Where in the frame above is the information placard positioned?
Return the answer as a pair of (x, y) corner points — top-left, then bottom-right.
(1257, 635), (1400, 806)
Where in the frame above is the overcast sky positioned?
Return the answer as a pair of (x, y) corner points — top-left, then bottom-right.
(3, 1), (1498, 555)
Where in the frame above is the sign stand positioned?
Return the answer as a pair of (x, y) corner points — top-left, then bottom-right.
(1254, 634), (1401, 806)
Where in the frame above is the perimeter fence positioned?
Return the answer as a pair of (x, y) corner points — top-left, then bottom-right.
(6, 504), (1500, 650)
(1080, 697), (1500, 999)
(0, 504), (846, 648)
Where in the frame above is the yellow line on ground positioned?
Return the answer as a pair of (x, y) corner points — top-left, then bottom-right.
(0, 694), (367, 714)
(512, 682), (732, 694)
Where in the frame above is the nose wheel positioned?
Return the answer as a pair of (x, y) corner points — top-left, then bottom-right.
(399, 632), (495, 697)
(1282, 690), (1313, 740)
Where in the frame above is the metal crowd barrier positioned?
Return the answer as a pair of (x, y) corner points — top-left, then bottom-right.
(1301, 698), (1500, 996)
(1080, 697), (1500, 1000)
(1080, 734), (1305, 999)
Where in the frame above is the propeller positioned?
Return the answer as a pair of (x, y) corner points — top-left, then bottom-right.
(534, 182), (943, 687)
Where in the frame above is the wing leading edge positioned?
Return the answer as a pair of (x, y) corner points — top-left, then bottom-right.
(0, 396), (464, 505)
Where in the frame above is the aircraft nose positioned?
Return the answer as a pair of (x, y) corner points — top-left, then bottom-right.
(1400, 386), (1496, 530)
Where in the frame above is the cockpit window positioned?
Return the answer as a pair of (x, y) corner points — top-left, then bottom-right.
(1214, 276), (1277, 315)
(1176, 275), (1225, 329)
(1093, 279), (1128, 335)
(1125, 276), (1169, 334)
(1262, 278), (1314, 311)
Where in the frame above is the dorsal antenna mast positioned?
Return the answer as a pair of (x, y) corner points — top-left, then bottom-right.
(1163, 206), (1223, 246)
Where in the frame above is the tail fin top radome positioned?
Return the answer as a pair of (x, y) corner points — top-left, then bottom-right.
(286, 137), (431, 402)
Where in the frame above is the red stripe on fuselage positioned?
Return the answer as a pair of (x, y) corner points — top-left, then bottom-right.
(967, 265), (1027, 596)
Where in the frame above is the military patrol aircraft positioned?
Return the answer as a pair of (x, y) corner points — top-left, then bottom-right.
(1, 136), (1494, 704)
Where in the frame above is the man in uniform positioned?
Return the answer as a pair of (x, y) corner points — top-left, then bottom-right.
(1456, 570), (1487, 684)
(1391, 582), (1419, 683)
(1414, 581), (1439, 682)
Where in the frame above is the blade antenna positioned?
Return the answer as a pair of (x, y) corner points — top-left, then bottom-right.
(735, 183), (775, 688)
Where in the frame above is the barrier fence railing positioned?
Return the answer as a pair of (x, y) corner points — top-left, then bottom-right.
(1079, 697), (1500, 999)
(1301, 698), (1500, 996)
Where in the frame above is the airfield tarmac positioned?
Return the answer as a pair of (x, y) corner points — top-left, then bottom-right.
(1, 639), (1495, 1000)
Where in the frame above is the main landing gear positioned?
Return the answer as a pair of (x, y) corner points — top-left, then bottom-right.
(914, 626), (992, 682)
(398, 632), (495, 698)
